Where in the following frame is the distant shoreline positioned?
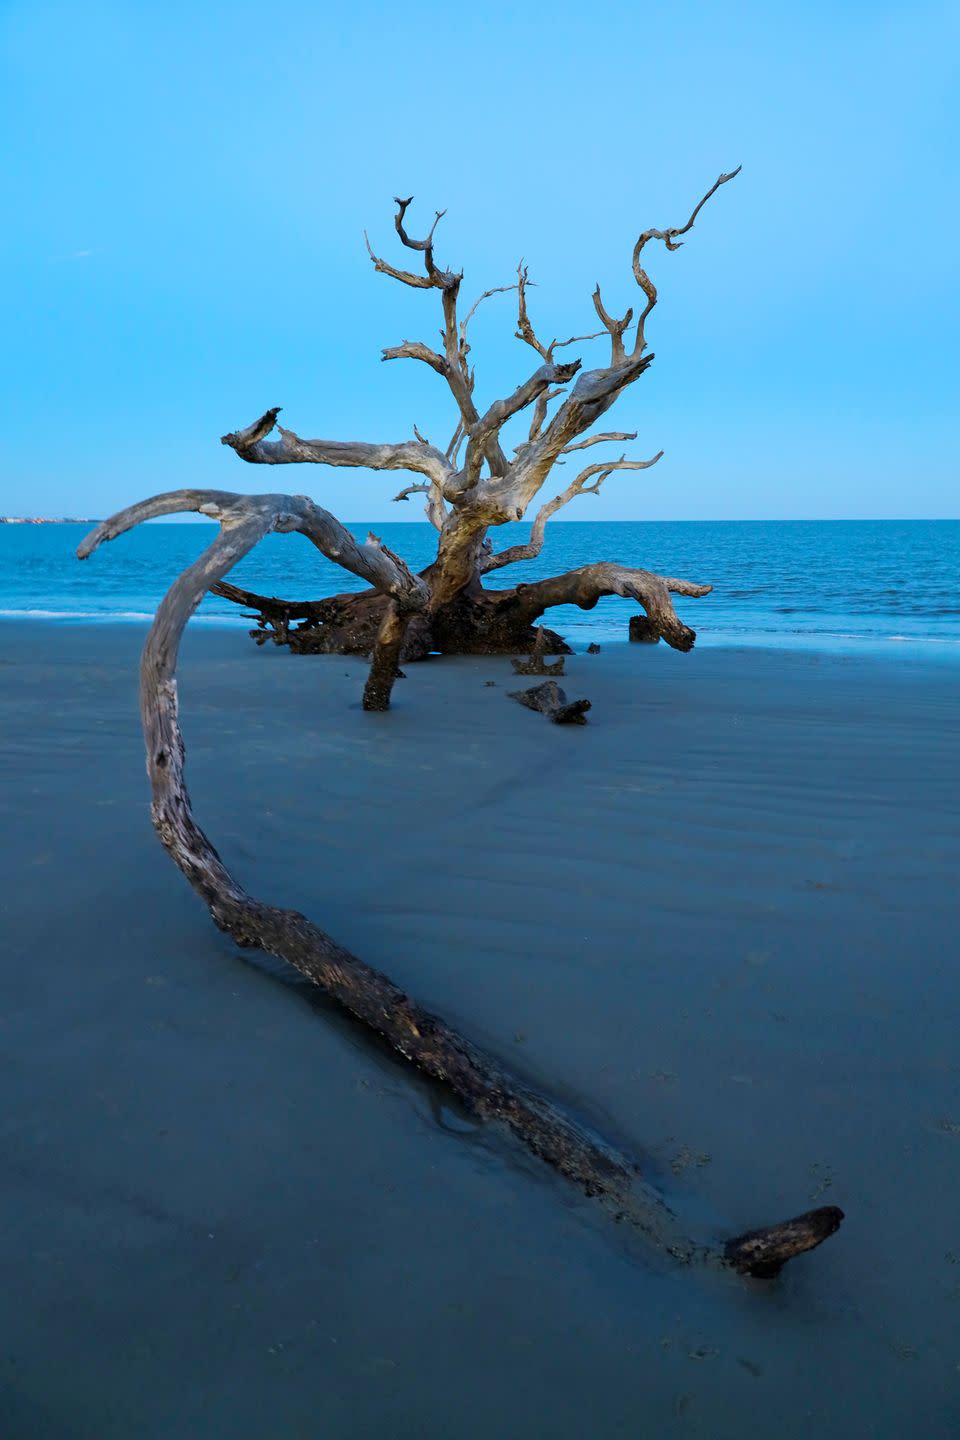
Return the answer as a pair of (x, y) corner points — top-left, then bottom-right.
(1, 517), (98, 525)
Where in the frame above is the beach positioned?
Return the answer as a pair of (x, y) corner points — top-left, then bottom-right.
(2, 621), (959, 1437)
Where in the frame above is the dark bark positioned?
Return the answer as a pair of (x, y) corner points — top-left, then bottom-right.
(509, 680), (592, 725)
(362, 603), (410, 711)
(210, 580), (573, 659)
(725, 1206), (846, 1279)
(510, 627), (566, 675)
(629, 615), (661, 644)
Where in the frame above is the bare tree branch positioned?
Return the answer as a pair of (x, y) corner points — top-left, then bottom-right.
(515, 263), (554, 361)
(446, 419), (465, 461)
(521, 388), (564, 447)
(498, 167), (739, 512)
(484, 451), (663, 572)
(561, 431), (638, 454)
(392, 483), (431, 502)
(460, 281), (521, 356)
(221, 409), (454, 491)
(79, 490), (429, 610)
(392, 481), (447, 531)
(511, 560), (711, 651)
(459, 358), (582, 493)
(381, 339), (447, 375)
(631, 166), (741, 356)
(591, 286), (635, 366)
(366, 196), (512, 480)
(363, 230), (437, 290)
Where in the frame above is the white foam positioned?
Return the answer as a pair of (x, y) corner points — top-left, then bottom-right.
(0, 608), (247, 624)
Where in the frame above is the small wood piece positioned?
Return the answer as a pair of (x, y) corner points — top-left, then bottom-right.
(510, 628), (566, 676)
(509, 680), (591, 725)
(725, 1206), (845, 1279)
(587, 642), (601, 654)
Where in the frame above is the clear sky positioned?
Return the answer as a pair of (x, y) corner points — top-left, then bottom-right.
(2, 0), (957, 521)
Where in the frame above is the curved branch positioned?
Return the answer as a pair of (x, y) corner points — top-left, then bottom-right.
(393, 195), (447, 281)
(561, 431), (638, 454)
(460, 281), (520, 356)
(80, 490), (429, 609)
(484, 452), (663, 573)
(364, 198), (511, 481)
(392, 480), (448, 532)
(381, 339), (447, 375)
(631, 166), (741, 356)
(501, 168), (738, 508)
(76, 506), (842, 1282)
(591, 286), (634, 366)
(221, 409), (454, 491)
(511, 560), (711, 651)
(515, 263), (553, 360)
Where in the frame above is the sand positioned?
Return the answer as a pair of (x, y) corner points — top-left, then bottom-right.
(1, 622), (958, 1438)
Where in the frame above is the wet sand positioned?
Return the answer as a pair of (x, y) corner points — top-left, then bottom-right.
(1, 622), (958, 1438)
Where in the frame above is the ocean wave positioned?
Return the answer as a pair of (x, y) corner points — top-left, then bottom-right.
(0, 608), (247, 624)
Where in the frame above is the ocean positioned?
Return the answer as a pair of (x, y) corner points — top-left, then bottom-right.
(2, 518), (958, 656)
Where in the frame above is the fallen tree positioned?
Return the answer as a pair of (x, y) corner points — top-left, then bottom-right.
(77, 485), (843, 1281)
(207, 174), (740, 677)
(76, 169), (843, 1282)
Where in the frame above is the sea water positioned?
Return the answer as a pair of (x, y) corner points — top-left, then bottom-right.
(1, 519), (958, 657)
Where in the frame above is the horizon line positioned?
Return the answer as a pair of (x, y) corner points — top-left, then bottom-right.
(4, 516), (959, 527)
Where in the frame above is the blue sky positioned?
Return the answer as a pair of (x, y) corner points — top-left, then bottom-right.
(1, 0), (957, 521)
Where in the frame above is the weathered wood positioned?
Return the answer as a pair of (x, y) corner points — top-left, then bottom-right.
(211, 176), (743, 658)
(79, 502), (843, 1285)
(725, 1206), (845, 1279)
(510, 628), (566, 676)
(362, 602), (410, 712)
(509, 680), (592, 725)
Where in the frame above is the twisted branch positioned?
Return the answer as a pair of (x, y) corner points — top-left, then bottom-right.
(631, 167), (741, 356)
(511, 561), (712, 652)
(222, 409), (454, 492)
(484, 451), (663, 573)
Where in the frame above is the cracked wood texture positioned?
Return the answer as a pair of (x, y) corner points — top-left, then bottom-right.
(209, 172), (745, 663)
(77, 495), (844, 1283)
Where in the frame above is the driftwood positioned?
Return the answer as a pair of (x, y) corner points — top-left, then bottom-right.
(203, 173), (741, 658)
(510, 628), (566, 676)
(509, 680), (592, 725)
(78, 496), (843, 1283)
(587, 642), (602, 654)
